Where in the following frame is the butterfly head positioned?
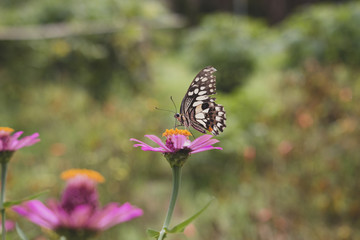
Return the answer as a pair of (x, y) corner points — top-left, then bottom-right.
(174, 113), (189, 127)
(174, 113), (182, 123)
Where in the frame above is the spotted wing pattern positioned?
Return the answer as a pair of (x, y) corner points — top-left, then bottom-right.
(179, 66), (226, 135)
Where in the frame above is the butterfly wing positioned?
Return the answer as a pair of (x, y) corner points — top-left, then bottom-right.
(180, 66), (217, 111)
(180, 66), (227, 135)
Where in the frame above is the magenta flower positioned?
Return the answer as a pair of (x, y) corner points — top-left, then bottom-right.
(0, 127), (40, 163)
(0, 127), (40, 152)
(131, 129), (223, 239)
(0, 127), (39, 239)
(130, 128), (222, 167)
(0, 220), (15, 233)
(13, 169), (143, 240)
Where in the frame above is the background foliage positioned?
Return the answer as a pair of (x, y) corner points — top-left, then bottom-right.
(1, 0), (359, 239)
(182, 14), (266, 93)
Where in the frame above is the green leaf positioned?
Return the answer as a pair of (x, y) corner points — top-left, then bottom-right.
(16, 223), (29, 240)
(147, 228), (160, 238)
(3, 190), (48, 209)
(167, 197), (215, 233)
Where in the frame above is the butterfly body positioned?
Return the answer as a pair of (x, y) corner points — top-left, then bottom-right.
(175, 66), (226, 136)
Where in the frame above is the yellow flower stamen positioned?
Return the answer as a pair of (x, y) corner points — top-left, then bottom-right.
(0, 127), (14, 133)
(61, 169), (105, 183)
(162, 128), (192, 137)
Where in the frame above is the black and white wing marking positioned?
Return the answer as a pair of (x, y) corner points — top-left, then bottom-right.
(179, 66), (227, 135)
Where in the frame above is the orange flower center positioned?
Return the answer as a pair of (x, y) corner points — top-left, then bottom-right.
(61, 169), (105, 183)
(162, 128), (192, 137)
(0, 127), (14, 133)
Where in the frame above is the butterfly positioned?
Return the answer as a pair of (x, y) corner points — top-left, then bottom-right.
(174, 66), (226, 136)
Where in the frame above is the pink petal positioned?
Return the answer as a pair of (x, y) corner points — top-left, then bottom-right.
(190, 139), (220, 152)
(25, 200), (59, 224)
(13, 133), (40, 150)
(88, 203), (142, 230)
(189, 135), (213, 149)
(130, 138), (156, 148)
(144, 135), (171, 151)
(11, 131), (24, 140)
(173, 135), (188, 150)
(88, 204), (118, 230)
(68, 205), (93, 228)
(104, 208), (143, 229)
(12, 205), (27, 216)
(4, 220), (15, 231)
(130, 138), (167, 152)
(137, 146), (167, 152)
(191, 146), (223, 154)
(54, 207), (72, 227)
(12, 200), (59, 229)
(7, 131), (23, 150)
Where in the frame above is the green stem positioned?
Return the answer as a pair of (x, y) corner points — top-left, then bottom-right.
(0, 162), (8, 240)
(158, 166), (182, 240)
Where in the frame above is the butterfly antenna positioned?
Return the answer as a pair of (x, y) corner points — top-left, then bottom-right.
(154, 107), (176, 114)
(170, 96), (179, 128)
(170, 96), (177, 113)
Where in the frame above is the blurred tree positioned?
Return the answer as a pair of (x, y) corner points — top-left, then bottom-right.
(168, 0), (351, 25)
(280, 2), (360, 68)
(0, 0), (177, 102)
(276, 61), (360, 228)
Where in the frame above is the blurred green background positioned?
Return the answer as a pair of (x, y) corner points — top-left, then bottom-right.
(1, 0), (359, 239)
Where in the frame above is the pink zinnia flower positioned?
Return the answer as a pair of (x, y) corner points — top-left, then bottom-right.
(130, 128), (222, 167)
(0, 127), (40, 152)
(13, 169), (143, 240)
(0, 127), (40, 163)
